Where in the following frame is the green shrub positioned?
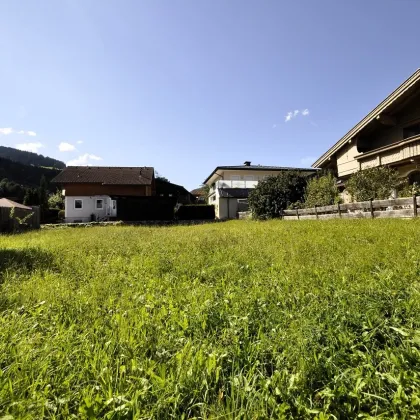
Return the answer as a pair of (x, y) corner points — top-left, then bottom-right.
(304, 172), (340, 208)
(346, 166), (401, 201)
(58, 209), (65, 220)
(397, 180), (420, 197)
(48, 189), (64, 209)
(248, 171), (308, 218)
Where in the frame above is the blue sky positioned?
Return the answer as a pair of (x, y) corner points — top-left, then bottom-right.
(1, 0), (420, 189)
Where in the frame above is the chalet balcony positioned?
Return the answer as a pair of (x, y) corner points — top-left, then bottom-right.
(356, 135), (420, 170)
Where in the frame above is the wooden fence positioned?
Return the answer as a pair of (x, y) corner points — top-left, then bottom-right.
(282, 196), (420, 220)
(0, 206), (40, 232)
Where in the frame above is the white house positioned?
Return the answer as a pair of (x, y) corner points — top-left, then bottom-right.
(51, 166), (155, 222)
(203, 161), (317, 219)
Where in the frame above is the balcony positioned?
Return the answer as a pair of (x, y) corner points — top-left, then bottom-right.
(356, 135), (420, 170)
(215, 180), (259, 189)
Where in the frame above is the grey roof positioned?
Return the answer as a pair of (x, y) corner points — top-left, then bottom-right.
(218, 188), (253, 198)
(52, 166), (154, 185)
(204, 165), (317, 184)
(0, 198), (32, 210)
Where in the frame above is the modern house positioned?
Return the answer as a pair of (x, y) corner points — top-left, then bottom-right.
(52, 166), (155, 222)
(313, 69), (420, 190)
(203, 161), (317, 219)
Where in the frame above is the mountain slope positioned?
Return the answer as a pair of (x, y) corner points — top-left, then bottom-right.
(0, 157), (61, 187)
(0, 146), (65, 169)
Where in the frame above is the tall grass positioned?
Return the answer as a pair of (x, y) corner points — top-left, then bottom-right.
(1, 220), (420, 418)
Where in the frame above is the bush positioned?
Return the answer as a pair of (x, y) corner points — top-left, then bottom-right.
(48, 189), (64, 209)
(346, 166), (402, 201)
(176, 205), (215, 220)
(248, 171), (308, 219)
(304, 172), (340, 208)
(58, 210), (65, 220)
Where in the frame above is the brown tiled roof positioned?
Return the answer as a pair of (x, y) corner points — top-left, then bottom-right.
(0, 198), (32, 209)
(190, 187), (206, 196)
(52, 166), (154, 185)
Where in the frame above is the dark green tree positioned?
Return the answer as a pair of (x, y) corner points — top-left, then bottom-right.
(304, 172), (341, 208)
(38, 175), (49, 216)
(346, 166), (402, 201)
(248, 171), (309, 219)
(23, 188), (40, 206)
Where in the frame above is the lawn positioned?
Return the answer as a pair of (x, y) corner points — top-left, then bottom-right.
(1, 220), (420, 419)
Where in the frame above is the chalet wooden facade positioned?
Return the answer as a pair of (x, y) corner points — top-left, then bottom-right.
(313, 69), (420, 187)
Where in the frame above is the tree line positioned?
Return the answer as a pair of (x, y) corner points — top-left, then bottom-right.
(248, 166), (416, 219)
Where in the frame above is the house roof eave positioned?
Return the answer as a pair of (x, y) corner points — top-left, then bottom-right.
(312, 69), (420, 169)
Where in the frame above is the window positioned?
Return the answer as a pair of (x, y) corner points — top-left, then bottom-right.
(96, 199), (104, 209)
(74, 199), (83, 209)
(212, 196), (216, 202)
(403, 123), (420, 139)
(231, 175), (241, 180)
(244, 175), (254, 181)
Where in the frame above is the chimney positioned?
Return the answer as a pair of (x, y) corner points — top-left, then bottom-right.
(244, 161), (251, 166)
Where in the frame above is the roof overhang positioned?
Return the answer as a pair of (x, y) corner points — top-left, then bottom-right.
(312, 69), (420, 168)
(203, 166), (317, 185)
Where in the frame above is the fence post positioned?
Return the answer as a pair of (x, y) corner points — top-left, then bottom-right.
(369, 199), (374, 219)
(296, 208), (300, 220)
(314, 205), (318, 220)
(413, 194), (418, 217)
(337, 203), (342, 218)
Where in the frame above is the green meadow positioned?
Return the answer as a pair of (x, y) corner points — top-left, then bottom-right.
(1, 220), (420, 419)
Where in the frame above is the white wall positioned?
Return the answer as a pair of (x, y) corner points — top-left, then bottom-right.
(217, 198), (239, 219)
(65, 195), (111, 222)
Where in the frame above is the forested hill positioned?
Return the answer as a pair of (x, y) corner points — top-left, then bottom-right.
(0, 146), (65, 169)
(0, 157), (61, 187)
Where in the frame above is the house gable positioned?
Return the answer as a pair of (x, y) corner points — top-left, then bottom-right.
(313, 69), (420, 172)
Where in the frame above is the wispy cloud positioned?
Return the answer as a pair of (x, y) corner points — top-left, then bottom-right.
(300, 156), (316, 167)
(16, 142), (44, 153)
(58, 142), (76, 152)
(285, 112), (293, 122)
(67, 153), (102, 166)
(0, 127), (37, 136)
(285, 109), (310, 122)
(0, 128), (14, 135)
(76, 140), (83, 144)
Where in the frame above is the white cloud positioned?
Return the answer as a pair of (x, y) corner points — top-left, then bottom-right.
(0, 128), (14, 135)
(67, 153), (102, 166)
(58, 142), (76, 152)
(76, 140), (83, 144)
(1, 128), (37, 136)
(300, 156), (316, 166)
(15, 142), (44, 153)
(285, 112), (293, 122)
(284, 109), (310, 122)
